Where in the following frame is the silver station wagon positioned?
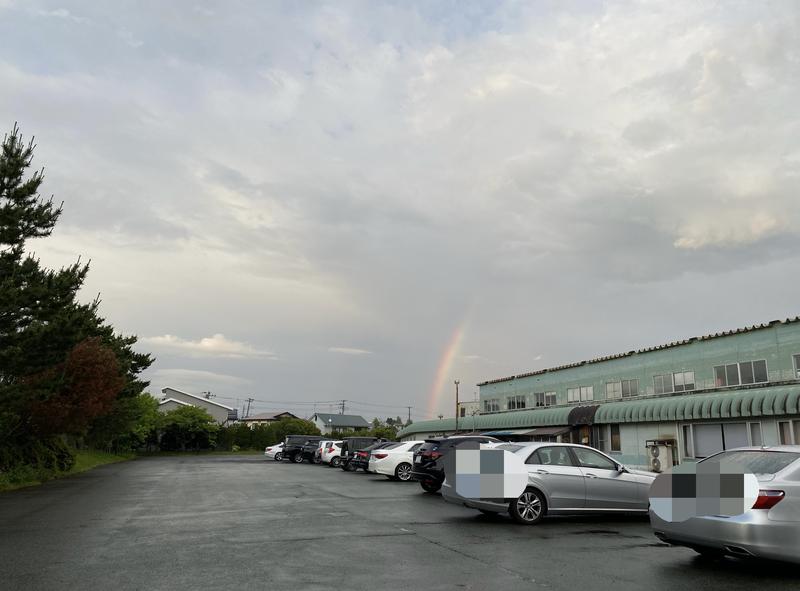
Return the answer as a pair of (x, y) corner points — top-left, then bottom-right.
(442, 442), (656, 524)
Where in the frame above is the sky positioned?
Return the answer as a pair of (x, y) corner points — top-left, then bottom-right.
(2, 1), (799, 421)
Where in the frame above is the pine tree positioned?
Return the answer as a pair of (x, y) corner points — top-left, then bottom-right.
(0, 124), (153, 462)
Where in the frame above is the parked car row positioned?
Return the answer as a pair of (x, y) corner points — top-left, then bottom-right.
(266, 434), (800, 564)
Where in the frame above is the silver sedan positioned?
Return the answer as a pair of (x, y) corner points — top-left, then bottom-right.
(442, 442), (655, 525)
(650, 446), (800, 563)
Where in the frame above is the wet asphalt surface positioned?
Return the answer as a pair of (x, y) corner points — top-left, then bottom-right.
(1, 455), (799, 591)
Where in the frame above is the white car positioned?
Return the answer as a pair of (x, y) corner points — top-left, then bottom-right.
(369, 440), (425, 481)
(320, 440), (344, 466)
(264, 442), (284, 461)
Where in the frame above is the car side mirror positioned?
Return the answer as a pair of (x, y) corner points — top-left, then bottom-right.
(617, 464), (628, 474)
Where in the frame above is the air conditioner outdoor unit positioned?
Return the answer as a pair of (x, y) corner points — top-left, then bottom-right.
(647, 444), (673, 473)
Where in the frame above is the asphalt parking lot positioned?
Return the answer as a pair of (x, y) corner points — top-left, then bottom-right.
(1, 455), (799, 591)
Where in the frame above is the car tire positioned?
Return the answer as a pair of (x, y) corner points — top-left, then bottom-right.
(420, 479), (442, 493)
(395, 463), (413, 482)
(345, 462), (357, 472)
(331, 457), (342, 468)
(509, 488), (546, 525)
(274, 453), (283, 462)
(292, 453), (303, 464)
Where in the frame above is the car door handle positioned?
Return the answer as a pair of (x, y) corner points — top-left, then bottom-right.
(583, 473), (598, 478)
(536, 469), (550, 475)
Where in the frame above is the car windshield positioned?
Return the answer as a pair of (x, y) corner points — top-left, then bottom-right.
(701, 450), (800, 476)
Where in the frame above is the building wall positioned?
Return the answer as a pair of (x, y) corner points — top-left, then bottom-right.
(479, 320), (800, 412)
(161, 388), (231, 424)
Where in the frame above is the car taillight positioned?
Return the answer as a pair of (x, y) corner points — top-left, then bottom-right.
(374, 453), (388, 459)
(752, 490), (785, 510)
(430, 451), (442, 460)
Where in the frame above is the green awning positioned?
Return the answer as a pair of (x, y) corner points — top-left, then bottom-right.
(397, 405), (573, 438)
(594, 385), (800, 424)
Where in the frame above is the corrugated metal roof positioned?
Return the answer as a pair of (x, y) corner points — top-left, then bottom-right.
(477, 317), (800, 387)
(398, 405), (576, 438)
(594, 385), (800, 424)
(313, 413), (370, 428)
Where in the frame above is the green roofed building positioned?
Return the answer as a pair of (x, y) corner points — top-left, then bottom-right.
(397, 317), (800, 470)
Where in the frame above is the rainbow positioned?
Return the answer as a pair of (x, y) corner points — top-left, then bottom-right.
(426, 324), (466, 418)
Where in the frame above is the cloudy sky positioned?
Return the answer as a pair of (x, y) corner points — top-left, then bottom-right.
(2, 1), (799, 421)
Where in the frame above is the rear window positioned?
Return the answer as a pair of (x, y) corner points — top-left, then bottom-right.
(382, 442), (402, 450)
(496, 444), (524, 453)
(701, 450), (800, 476)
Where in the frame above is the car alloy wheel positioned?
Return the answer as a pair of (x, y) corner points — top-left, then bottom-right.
(292, 453), (303, 463)
(511, 489), (545, 525)
(331, 457), (341, 468)
(395, 463), (412, 481)
(274, 453), (282, 461)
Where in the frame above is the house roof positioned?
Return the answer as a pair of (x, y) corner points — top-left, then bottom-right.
(478, 316), (800, 387)
(312, 413), (370, 428)
(160, 387), (234, 411)
(158, 398), (191, 407)
(241, 411), (298, 422)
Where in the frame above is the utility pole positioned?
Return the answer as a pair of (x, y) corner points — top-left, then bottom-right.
(202, 391), (214, 399)
(406, 406), (412, 425)
(438, 414), (444, 420)
(244, 397), (254, 418)
(454, 380), (460, 434)
(339, 400), (346, 414)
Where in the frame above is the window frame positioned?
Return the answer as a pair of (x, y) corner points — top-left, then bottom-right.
(605, 381), (622, 400)
(653, 373), (674, 395)
(794, 354), (800, 379)
(507, 395), (526, 410)
(748, 422), (763, 447)
(621, 378), (639, 398)
(609, 424), (621, 452)
(672, 370), (695, 392)
(714, 360), (769, 387)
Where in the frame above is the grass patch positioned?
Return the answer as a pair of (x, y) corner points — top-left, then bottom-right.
(0, 449), (134, 493)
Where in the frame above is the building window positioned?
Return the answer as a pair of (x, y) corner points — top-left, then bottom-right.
(566, 386), (593, 403)
(507, 395), (526, 410)
(483, 399), (500, 413)
(682, 425), (693, 458)
(610, 424), (621, 452)
(653, 374), (674, 395)
(459, 407), (466, 417)
(596, 425), (608, 451)
(673, 371), (695, 392)
(534, 391), (556, 407)
(749, 422), (763, 446)
(714, 360), (768, 387)
(622, 379), (639, 398)
(606, 382), (621, 399)
(606, 380), (639, 400)
(777, 420), (800, 445)
(794, 354), (800, 379)
(685, 422), (750, 458)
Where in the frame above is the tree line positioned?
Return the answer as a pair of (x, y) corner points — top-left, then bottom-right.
(0, 124), (154, 483)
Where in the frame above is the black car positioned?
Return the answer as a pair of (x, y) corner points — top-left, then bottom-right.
(351, 441), (399, 472)
(410, 435), (501, 492)
(300, 440), (324, 464)
(339, 437), (379, 471)
(283, 435), (323, 463)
